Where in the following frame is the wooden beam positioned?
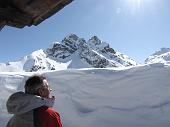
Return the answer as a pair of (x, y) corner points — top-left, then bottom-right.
(0, 20), (6, 30)
(0, 0), (73, 29)
(0, 7), (33, 28)
(33, 0), (73, 25)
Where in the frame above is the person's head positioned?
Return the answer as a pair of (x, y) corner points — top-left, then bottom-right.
(25, 75), (52, 98)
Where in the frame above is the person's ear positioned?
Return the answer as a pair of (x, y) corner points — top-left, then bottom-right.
(38, 88), (44, 96)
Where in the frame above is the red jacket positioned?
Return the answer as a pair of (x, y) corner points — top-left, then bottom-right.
(6, 92), (63, 127)
(34, 106), (63, 127)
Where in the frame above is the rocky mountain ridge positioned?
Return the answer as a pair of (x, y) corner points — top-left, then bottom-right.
(45, 34), (138, 68)
(0, 34), (138, 72)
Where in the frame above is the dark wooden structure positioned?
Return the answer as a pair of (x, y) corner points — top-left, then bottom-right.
(0, 0), (73, 30)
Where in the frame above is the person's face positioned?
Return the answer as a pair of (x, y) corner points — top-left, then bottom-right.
(38, 79), (52, 98)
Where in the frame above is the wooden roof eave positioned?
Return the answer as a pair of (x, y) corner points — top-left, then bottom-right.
(0, 0), (73, 30)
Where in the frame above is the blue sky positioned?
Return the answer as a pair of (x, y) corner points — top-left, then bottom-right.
(1, 0), (170, 63)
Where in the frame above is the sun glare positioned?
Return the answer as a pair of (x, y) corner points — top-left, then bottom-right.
(129, 0), (142, 5)
(126, 0), (153, 14)
(127, 0), (153, 9)
(128, 0), (143, 9)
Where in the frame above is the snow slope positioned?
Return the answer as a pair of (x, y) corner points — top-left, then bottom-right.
(1, 63), (170, 127)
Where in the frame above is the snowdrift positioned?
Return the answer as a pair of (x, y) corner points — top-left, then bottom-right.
(0, 63), (170, 127)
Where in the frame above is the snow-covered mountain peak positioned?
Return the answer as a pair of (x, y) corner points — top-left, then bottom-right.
(62, 33), (79, 43)
(30, 49), (46, 58)
(0, 34), (138, 72)
(60, 33), (86, 53)
(88, 36), (102, 45)
(153, 48), (170, 56)
(88, 36), (109, 51)
(145, 47), (170, 64)
(48, 42), (61, 49)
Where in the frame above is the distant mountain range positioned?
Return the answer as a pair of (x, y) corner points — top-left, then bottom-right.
(145, 48), (170, 64)
(0, 34), (169, 72)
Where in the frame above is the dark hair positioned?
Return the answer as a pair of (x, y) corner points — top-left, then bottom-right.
(25, 75), (46, 94)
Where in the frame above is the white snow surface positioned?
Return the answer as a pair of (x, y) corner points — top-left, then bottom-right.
(1, 63), (170, 127)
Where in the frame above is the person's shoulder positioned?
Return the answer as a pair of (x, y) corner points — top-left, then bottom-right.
(38, 106), (60, 117)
